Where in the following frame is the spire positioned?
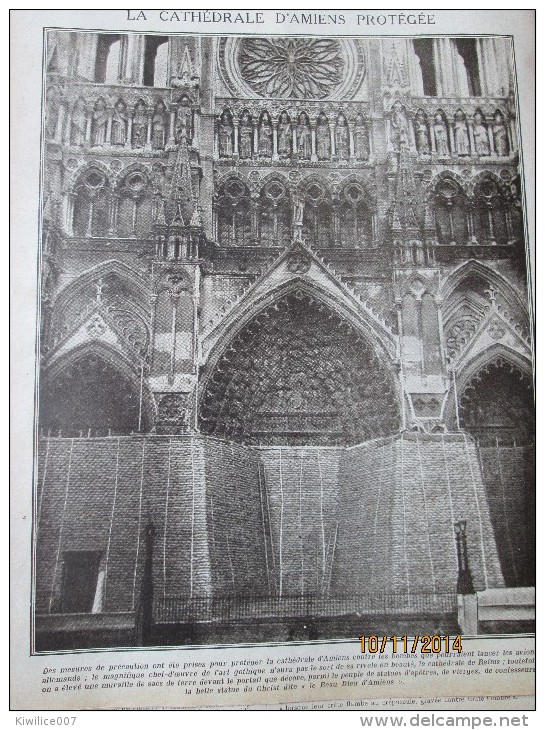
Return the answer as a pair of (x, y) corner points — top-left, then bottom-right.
(179, 45), (195, 81)
(390, 144), (421, 237)
(172, 45), (197, 87)
(171, 201), (186, 227)
(389, 142), (434, 267)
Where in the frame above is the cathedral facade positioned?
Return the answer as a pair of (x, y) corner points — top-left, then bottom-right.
(36, 31), (534, 649)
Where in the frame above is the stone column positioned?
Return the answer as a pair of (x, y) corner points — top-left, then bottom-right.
(487, 122), (495, 156)
(447, 38), (460, 95)
(126, 114), (133, 149)
(168, 109), (176, 146)
(63, 107), (72, 146)
(86, 192), (95, 236)
(310, 124), (318, 162)
(467, 205), (478, 244)
(193, 110), (201, 148)
(508, 117), (517, 154)
(476, 39), (490, 97)
(145, 111), (153, 150)
(85, 108), (93, 144)
(432, 40), (444, 96)
(109, 193), (120, 236)
(105, 109), (113, 145)
(430, 123), (437, 153)
(505, 209), (514, 243)
(371, 212), (378, 247)
(124, 33), (141, 83)
(250, 196), (259, 242)
(77, 33), (99, 81)
(64, 192), (76, 236)
(233, 121), (239, 155)
(436, 299), (448, 371)
(272, 121), (279, 160)
(199, 113), (217, 241)
(332, 200), (340, 245)
(447, 119), (455, 157)
(55, 104), (66, 144)
(408, 117), (417, 152)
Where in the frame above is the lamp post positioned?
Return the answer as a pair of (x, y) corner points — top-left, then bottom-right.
(454, 520), (475, 595)
(136, 520), (155, 646)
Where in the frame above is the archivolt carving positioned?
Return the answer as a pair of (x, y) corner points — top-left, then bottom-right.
(199, 290), (400, 446)
(457, 355), (534, 446)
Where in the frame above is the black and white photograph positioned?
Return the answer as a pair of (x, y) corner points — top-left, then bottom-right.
(10, 10), (536, 714)
(33, 26), (535, 654)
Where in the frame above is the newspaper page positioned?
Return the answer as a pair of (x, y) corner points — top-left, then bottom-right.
(10, 8), (536, 713)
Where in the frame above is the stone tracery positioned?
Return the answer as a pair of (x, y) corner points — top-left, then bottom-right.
(238, 37), (345, 99)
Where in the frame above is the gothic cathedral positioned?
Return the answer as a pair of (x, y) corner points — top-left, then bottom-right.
(36, 32), (534, 649)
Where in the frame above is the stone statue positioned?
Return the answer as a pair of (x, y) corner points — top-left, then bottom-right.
(239, 112), (253, 159)
(132, 101), (148, 148)
(433, 112), (449, 156)
(293, 196), (304, 227)
(277, 112), (292, 158)
(335, 114), (349, 159)
(390, 100), (410, 152)
(151, 102), (167, 150)
(258, 112), (273, 157)
(316, 113), (330, 160)
(110, 100), (127, 146)
(70, 101), (87, 147)
(492, 111), (509, 156)
(91, 99), (108, 146)
(176, 103), (192, 143)
(453, 110), (470, 156)
(414, 109), (430, 155)
(293, 195), (304, 241)
(218, 111), (234, 157)
(296, 113), (311, 160)
(473, 110), (490, 156)
(353, 113), (370, 161)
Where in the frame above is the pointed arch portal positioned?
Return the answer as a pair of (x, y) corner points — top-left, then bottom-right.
(40, 352), (151, 435)
(199, 291), (401, 446)
(457, 357), (534, 446)
(454, 356), (535, 587)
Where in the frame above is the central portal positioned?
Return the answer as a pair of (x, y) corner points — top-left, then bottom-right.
(199, 291), (400, 446)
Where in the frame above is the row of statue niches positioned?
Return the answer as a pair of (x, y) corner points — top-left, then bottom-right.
(393, 107), (513, 158)
(66, 99), (192, 150)
(217, 110), (370, 161)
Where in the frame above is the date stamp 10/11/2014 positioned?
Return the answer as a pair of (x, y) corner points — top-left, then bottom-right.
(360, 636), (463, 654)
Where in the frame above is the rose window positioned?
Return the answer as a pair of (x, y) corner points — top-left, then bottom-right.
(238, 38), (344, 99)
